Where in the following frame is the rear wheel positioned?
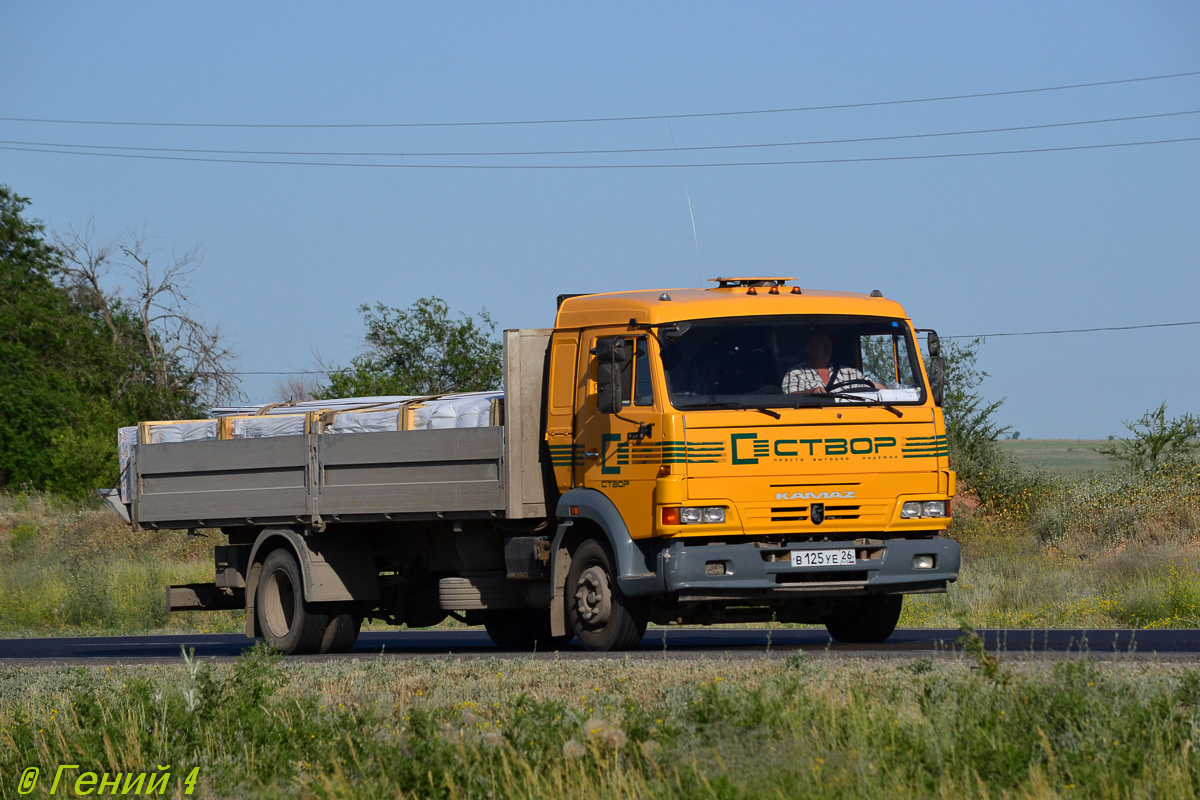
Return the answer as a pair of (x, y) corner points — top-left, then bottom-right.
(567, 538), (647, 651)
(256, 549), (329, 655)
(824, 595), (903, 644)
(321, 608), (363, 654)
(484, 609), (571, 651)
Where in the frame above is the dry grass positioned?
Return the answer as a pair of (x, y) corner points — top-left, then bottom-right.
(2, 650), (1198, 798)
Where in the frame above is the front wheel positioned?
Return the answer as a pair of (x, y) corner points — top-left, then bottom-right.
(567, 538), (647, 651)
(256, 549), (330, 655)
(824, 594), (903, 644)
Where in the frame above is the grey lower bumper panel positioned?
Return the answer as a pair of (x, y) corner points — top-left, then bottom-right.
(660, 537), (960, 598)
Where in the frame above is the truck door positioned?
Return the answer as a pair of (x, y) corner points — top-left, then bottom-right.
(575, 333), (660, 539)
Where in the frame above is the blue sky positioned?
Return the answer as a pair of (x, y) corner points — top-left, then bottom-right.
(2, 3), (1198, 438)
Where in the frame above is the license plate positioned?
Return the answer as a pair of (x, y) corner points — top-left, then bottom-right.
(790, 548), (856, 567)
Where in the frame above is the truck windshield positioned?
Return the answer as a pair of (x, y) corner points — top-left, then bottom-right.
(658, 315), (925, 410)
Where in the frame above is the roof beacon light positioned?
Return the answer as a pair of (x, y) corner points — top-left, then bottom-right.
(659, 292), (672, 301)
(746, 286), (758, 295)
(708, 277), (795, 292)
(791, 286), (802, 295)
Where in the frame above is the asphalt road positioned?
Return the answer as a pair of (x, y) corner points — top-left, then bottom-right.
(2, 628), (1198, 664)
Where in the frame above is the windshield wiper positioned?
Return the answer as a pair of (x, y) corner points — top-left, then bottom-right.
(791, 392), (904, 418)
(683, 401), (782, 419)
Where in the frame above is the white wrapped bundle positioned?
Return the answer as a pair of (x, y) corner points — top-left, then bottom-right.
(144, 420), (219, 443)
(209, 391), (501, 436)
(324, 409), (401, 435)
(230, 415), (307, 439)
(411, 393), (500, 430)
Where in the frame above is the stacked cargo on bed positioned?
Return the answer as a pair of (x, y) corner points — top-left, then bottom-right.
(116, 392), (503, 504)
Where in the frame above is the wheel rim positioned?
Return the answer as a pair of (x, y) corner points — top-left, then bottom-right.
(262, 567), (295, 639)
(573, 565), (611, 627)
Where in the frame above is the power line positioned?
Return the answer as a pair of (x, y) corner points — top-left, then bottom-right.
(3, 109), (1195, 159)
(942, 320), (1200, 340)
(3, 135), (1198, 169)
(217, 320), (1200, 376)
(2, 70), (1198, 129)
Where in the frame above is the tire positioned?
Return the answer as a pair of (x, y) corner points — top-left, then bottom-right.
(321, 608), (363, 654)
(566, 538), (647, 651)
(484, 609), (571, 652)
(438, 576), (528, 609)
(824, 594), (903, 644)
(256, 548), (329, 655)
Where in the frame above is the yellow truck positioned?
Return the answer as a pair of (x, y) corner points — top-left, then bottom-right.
(106, 276), (958, 654)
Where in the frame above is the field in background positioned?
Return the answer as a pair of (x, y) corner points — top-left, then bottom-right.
(998, 439), (1112, 474)
(2, 646), (1199, 798)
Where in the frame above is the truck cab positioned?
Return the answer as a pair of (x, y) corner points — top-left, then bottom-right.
(544, 277), (958, 648)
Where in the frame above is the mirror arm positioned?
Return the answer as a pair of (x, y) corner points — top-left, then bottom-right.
(613, 412), (654, 440)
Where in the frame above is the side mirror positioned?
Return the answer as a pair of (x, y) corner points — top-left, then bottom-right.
(926, 331), (944, 406)
(590, 337), (628, 415)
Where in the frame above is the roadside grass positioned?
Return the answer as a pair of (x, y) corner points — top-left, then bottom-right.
(2, 647), (1198, 798)
(1, 454), (1198, 637)
(902, 460), (1200, 629)
(0, 491), (243, 636)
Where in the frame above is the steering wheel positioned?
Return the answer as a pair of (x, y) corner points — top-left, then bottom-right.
(827, 378), (877, 393)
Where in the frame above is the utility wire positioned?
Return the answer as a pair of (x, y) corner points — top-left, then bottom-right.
(2, 109), (1195, 159)
(2, 70), (1197, 129)
(941, 320), (1200, 340)
(3, 136), (1199, 169)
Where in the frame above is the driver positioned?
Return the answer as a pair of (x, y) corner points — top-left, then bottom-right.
(782, 332), (880, 394)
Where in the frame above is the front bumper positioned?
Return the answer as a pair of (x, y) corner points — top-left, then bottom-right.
(657, 536), (959, 599)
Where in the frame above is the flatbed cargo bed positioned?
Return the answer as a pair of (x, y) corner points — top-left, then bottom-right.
(123, 329), (552, 530)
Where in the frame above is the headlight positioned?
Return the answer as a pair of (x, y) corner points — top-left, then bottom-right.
(902, 500), (947, 519)
(922, 501), (946, 517)
(663, 506), (729, 525)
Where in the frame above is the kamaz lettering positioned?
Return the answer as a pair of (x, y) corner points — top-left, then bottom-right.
(775, 490), (857, 500)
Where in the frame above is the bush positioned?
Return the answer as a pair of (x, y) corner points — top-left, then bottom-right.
(952, 439), (1049, 520)
(1097, 402), (1199, 473)
(1029, 462), (1200, 551)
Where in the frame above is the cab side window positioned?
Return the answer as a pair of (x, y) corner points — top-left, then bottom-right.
(633, 336), (653, 406)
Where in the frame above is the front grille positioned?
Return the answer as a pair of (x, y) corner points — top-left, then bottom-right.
(769, 505), (862, 522)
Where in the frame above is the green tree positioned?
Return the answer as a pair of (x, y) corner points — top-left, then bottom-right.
(0, 186), (104, 492)
(317, 297), (502, 398)
(926, 337), (1033, 513)
(939, 337), (1012, 463)
(1097, 402), (1199, 473)
(0, 186), (233, 496)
